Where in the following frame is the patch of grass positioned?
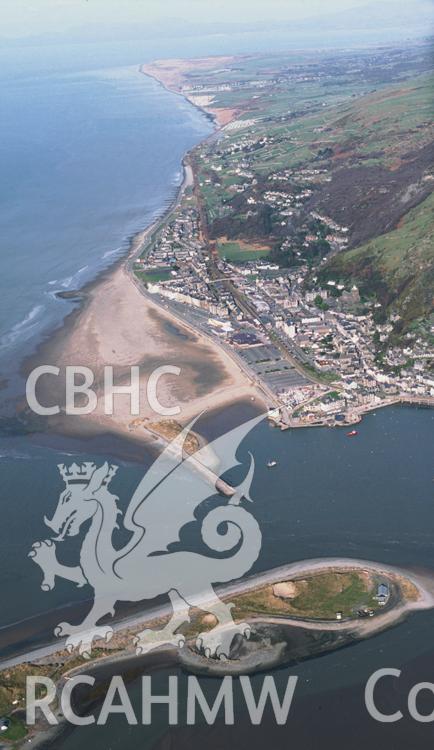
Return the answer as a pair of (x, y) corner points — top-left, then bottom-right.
(289, 572), (368, 619)
(303, 363), (341, 384)
(217, 240), (270, 262)
(1, 715), (28, 742)
(0, 655), (105, 727)
(147, 420), (199, 454)
(233, 571), (381, 621)
(328, 391), (342, 401)
(135, 268), (173, 284)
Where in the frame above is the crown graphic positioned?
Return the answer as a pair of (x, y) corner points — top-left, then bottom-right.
(57, 462), (118, 486)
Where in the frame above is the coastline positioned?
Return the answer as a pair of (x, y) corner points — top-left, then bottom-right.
(3, 556), (433, 672)
(19, 77), (266, 457)
(140, 58), (243, 128)
(25, 252), (266, 448)
(16, 60), (431, 448)
(6, 556), (434, 749)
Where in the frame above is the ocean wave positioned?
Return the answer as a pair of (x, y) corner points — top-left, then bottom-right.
(0, 451), (32, 461)
(60, 275), (73, 288)
(102, 247), (122, 260)
(0, 449), (53, 462)
(58, 265), (89, 289)
(0, 304), (44, 349)
(171, 170), (183, 186)
(45, 289), (62, 301)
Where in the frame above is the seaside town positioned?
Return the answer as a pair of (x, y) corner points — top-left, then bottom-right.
(131, 45), (434, 430)
(133, 153), (434, 429)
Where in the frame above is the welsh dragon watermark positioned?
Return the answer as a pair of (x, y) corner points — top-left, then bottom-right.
(25, 414), (419, 730)
(29, 415), (263, 660)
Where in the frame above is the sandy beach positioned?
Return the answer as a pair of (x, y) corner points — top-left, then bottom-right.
(25, 247), (265, 448)
(14, 100), (269, 456)
(141, 59), (242, 127)
(18, 72), (266, 453)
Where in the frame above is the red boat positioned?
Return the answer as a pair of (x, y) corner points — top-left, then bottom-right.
(346, 430), (358, 437)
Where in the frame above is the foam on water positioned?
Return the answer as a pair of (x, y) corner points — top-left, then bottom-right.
(0, 304), (44, 349)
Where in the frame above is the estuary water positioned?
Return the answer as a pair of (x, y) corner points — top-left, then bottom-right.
(2, 405), (430, 750)
(0, 405), (432, 641)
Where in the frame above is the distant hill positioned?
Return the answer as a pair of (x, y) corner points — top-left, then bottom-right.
(2, 1), (432, 47)
(296, 1), (434, 32)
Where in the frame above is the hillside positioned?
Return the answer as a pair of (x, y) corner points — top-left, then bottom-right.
(185, 57), (434, 338)
(319, 190), (434, 337)
(303, 72), (434, 247)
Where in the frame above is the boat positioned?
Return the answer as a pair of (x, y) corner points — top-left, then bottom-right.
(267, 460), (278, 468)
(346, 430), (358, 438)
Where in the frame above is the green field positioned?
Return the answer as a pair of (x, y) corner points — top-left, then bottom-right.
(217, 240), (270, 262)
(232, 571), (383, 621)
(0, 715), (27, 742)
(135, 268), (173, 283)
